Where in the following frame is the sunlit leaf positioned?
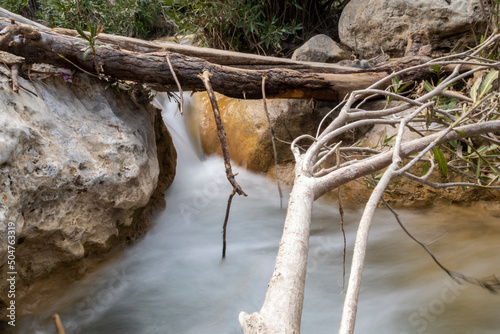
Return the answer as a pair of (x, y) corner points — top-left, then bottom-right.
(83, 49), (92, 60)
(439, 97), (458, 110)
(421, 161), (430, 176)
(479, 70), (498, 100)
(424, 80), (434, 92)
(471, 76), (482, 103)
(433, 147), (448, 177)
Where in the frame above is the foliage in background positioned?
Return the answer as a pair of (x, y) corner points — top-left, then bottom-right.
(163, 0), (350, 55)
(0, 0), (35, 18)
(0, 0), (350, 54)
(0, 0), (176, 39)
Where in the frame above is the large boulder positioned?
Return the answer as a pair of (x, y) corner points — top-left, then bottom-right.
(0, 71), (176, 319)
(292, 34), (348, 63)
(339, 0), (487, 58)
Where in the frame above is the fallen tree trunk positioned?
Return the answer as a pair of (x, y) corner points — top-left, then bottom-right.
(52, 27), (361, 73)
(0, 18), (430, 101)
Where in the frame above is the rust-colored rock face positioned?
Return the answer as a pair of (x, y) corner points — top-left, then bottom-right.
(191, 92), (341, 174)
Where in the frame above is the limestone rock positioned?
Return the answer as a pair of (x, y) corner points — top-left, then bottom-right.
(0, 71), (176, 318)
(292, 34), (348, 63)
(339, 0), (486, 58)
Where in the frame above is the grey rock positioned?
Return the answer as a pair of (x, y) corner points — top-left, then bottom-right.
(0, 71), (176, 316)
(339, 0), (487, 58)
(292, 34), (348, 63)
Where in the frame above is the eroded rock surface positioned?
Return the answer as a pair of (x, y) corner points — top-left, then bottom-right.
(292, 34), (348, 63)
(190, 92), (370, 177)
(0, 72), (176, 318)
(339, 0), (486, 58)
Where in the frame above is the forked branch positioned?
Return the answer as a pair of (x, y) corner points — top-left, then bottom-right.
(198, 70), (247, 259)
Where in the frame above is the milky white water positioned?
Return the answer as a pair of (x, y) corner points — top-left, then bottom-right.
(9, 94), (500, 334)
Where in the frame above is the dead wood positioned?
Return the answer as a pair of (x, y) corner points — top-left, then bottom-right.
(51, 314), (66, 334)
(198, 70), (247, 258)
(0, 18), (432, 101)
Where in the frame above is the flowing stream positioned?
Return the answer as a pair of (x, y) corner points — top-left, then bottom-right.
(9, 94), (500, 334)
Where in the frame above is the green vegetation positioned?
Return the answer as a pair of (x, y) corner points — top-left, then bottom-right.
(0, 0), (350, 54)
(0, 0), (175, 39)
(163, 0), (349, 55)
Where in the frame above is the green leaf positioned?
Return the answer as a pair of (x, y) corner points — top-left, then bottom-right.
(89, 22), (97, 38)
(471, 76), (482, 103)
(433, 146), (448, 177)
(383, 133), (396, 144)
(392, 76), (401, 87)
(475, 159), (482, 178)
(398, 82), (412, 92)
(479, 70), (498, 100)
(438, 97), (458, 110)
(423, 80), (434, 92)
(75, 40), (90, 46)
(75, 26), (90, 42)
(421, 161), (430, 176)
(430, 64), (443, 74)
(83, 49), (92, 60)
(454, 129), (467, 136)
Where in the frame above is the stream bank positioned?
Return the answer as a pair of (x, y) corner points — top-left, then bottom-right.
(190, 93), (500, 207)
(6, 100), (500, 334)
(0, 71), (176, 323)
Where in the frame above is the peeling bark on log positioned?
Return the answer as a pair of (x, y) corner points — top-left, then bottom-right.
(0, 18), (431, 101)
(52, 27), (361, 73)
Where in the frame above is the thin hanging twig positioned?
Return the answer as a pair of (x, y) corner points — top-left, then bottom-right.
(382, 197), (500, 293)
(10, 63), (19, 93)
(336, 144), (347, 292)
(222, 189), (237, 258)
(166, 53), (184, 115)
(198, 70), (247, 259)
(262, 75), (283, 209)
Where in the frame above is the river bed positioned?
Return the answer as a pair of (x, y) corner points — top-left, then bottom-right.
(9, 94), (500, 334)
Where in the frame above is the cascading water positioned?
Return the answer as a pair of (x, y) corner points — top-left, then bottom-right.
(9, 93), (500, 334)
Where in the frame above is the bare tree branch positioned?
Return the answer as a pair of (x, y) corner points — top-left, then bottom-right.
(262, 75), (283, 209)
(165, 53), (184, 115)
(198, 70), (247, 259)
(382, 197), (500, 293)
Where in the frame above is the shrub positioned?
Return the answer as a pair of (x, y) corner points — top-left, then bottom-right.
(0, 0), (350, 53)
(163, 0), (350, 55)
(0, 0), (176, 39)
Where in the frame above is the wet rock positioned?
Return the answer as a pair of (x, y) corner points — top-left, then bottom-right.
(190, 92), (370, 175)
(0, 72), (176, 318)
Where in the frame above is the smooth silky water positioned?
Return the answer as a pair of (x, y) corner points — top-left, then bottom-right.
(10, 94), (500, 334)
